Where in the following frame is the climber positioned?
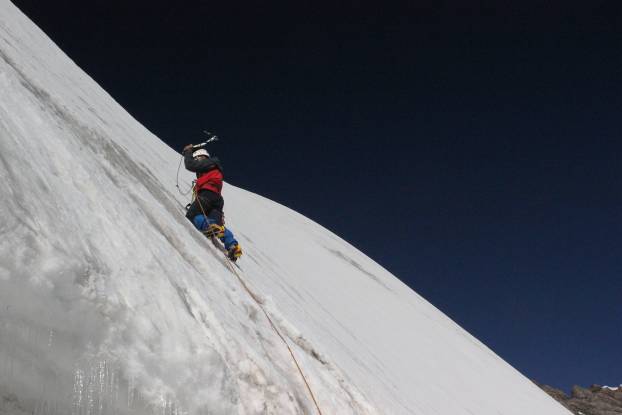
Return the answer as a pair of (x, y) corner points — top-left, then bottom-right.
(182, 144), (242, 261)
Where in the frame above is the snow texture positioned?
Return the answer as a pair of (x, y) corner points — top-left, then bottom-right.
(0, 1), (571, 414)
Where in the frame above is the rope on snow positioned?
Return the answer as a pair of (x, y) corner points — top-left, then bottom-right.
(194, 194), (323, 415)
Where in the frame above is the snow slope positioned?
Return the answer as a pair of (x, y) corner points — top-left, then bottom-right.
(0, 1), (571, 414)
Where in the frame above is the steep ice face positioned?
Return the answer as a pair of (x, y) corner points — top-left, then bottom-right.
(0, 1), (571, 414)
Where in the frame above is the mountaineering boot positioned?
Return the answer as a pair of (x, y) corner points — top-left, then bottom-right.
(227, 244), (242, 261)
(203, 223), (225, 238)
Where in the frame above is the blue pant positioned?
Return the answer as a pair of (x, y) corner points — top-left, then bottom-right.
(192, 214), (238, 250)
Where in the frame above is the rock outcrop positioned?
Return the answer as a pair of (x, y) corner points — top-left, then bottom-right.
(539, 383), (622, 415)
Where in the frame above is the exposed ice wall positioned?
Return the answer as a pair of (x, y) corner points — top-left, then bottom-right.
(0, 1), (571, 414)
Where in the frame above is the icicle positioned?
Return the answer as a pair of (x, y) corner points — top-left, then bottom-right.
(47, 329), (54, 348)
(72, 366), (84, 415)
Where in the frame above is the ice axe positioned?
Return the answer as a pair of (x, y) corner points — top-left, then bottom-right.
(192, 130), (219, 150)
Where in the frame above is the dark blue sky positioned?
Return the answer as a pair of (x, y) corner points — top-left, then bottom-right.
(13, 0), (621, 391)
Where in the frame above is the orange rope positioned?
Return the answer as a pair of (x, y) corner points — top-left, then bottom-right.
(194, 194), (323, 415)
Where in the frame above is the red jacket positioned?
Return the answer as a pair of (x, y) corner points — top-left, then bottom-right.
(184, 150), (224, 195)
(195, 169), (223, 194)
